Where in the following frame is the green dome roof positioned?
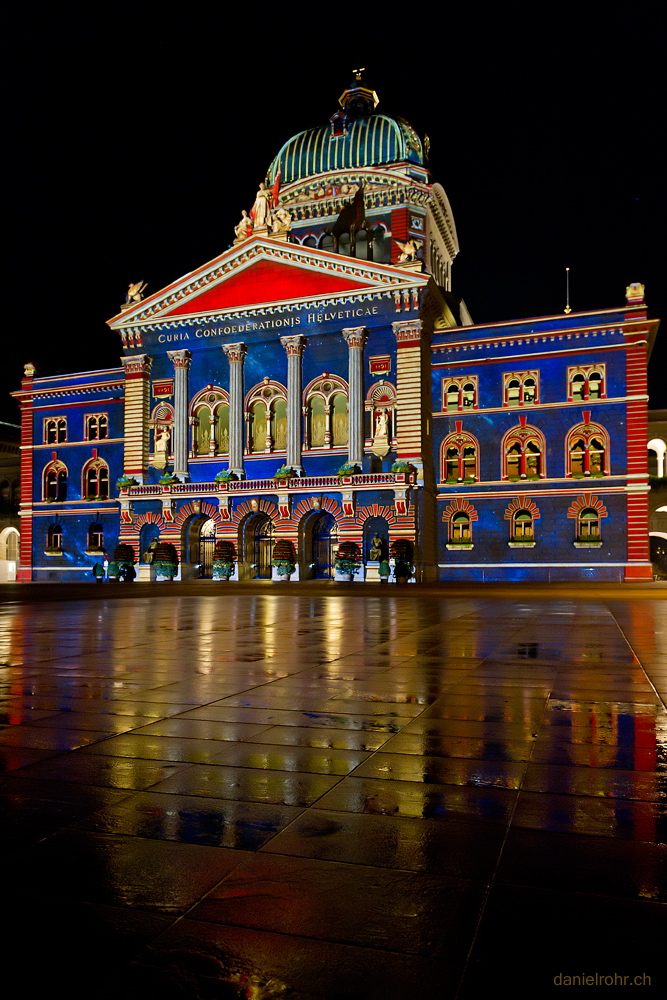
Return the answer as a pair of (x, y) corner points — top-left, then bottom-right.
(267, 113), (424, 186)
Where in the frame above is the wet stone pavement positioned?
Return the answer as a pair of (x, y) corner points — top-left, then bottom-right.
(1, 586), (666, 999)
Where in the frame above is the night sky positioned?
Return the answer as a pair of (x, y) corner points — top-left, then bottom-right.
(4, 4), (664, 424)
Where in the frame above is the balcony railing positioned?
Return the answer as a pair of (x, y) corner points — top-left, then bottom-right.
(122, 471), (416, 498)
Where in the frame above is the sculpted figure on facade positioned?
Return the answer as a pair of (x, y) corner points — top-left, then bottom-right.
(251, 182), (273, 228)
(126, 280), (148, 304)
(375, 408), (389, 438)
(369, 533), (383, 561)
(235, 210), (253, 240)
(272, 206), (292, 234)
(395, 239), (420, 262)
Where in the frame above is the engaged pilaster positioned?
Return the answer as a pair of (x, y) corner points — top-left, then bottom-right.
(121, 354), (152, 484)
(223, 343), (247, 477)
(167, 350), (192, 480)
(343, 327), (368, 466)
(280, 335), (305, 473)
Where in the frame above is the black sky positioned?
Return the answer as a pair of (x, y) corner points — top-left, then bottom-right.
(4, 3), (665, 423)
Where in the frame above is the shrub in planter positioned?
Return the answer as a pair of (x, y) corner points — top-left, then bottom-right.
(337, 462), (361, 478)
(335, 540), (362, 578)
(391, 461), (416, 474)
(272, 539), (296, 577)
(274, 465), (296, 482)
(116, 475), (138, 491)
(113, 543), (136, 568)
(152, 542), (179, 580)
(212, 539), (237, 580)
(159, 472), (180, 486)
(215, 470), (237, 485)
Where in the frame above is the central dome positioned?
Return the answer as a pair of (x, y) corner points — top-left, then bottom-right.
(266, 75), (424, 187)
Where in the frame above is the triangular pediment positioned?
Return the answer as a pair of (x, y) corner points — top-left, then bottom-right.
(108, 236), (426, 329)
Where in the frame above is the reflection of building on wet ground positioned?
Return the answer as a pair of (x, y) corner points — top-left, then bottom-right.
(11, 75), (662, 585)
(1, 587), (664, 998)
(648, 409), (667, 577)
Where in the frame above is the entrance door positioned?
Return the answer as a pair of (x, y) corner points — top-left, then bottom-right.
(244, 514), (275, 579)
(199, 518), (216, 579)
(312, 513), (338, 578)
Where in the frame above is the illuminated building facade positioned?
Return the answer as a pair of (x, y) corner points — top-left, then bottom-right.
(12, 76), (659, 582)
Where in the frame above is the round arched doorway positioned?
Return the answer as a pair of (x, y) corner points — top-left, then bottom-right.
(183, 516), (217, 579)
(301, 511), (338, 579)
(242, 513), (275, 579)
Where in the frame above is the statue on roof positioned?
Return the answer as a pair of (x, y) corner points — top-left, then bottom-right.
(251, 182), (273, 228)
(234, 210), (253, 241)
(126, 281), (148, 304)
(396, 239), (420, 262)
(272, 206), (292, 234)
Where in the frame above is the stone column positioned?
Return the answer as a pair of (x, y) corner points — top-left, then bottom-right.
(343, 327), (368, 466)
(167, 350), (192, 480)
(280, 335), (305, 473)
(121, 354), (152, 484)
(223, 343), (247, 477)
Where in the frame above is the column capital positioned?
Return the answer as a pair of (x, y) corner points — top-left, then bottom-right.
(342, 327), (368, 349)
(121, 354), (153, 377)
(392, 319), (422, 344)
(280, 335), (305, 356)
(223, 343), (248, 363)
(167, 349), (192, 369)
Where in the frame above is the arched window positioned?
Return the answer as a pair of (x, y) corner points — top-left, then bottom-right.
(567, 365), (606, 402)
(503, 371), (539, 407)
(83, 458), (109, 500)
(319, 233), (334, 252)
(304, 374), (349, 451)
(46, 523), (63, 551)
(302, 235), (317, 249)
(440, 424), (479, 483)
(244, 380), (287, 455)
(43, 460), (68, 501)
(578, 508), (600, 542)
(442, 376), (478, 412)
(188, 389), (229, 457)
(451, 512), (471, 543)
(87, 523), (104, 551)
(44, 418), (67, 444)
(85, 414), (108, 440)
(566, 418), (609, 477)
(502, 422), (546, 480)
(513, 510), (534, 541)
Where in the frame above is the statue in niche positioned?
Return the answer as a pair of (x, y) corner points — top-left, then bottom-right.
(153, 426), (170, 469)
(334, 413), (348, 445)
(375, 408), (389, 438)
(369, 533), (384, 561)
(234, 210), (253, 240)
(200, 428), (210, 454)
(251, 182), (273, 228)
(254, 418), (266, 450)
(272, 206), (292, 233)
(220, 427), (229, 453)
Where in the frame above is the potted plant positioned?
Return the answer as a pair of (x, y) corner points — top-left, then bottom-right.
(391, 461), (416, 484)
(337, 462), (361, 483)
(212, 539), (237, 580)
(274, 464), (296, 483)
(335, 540), (362, 581)
(152, 542), (179, 581)
(390, 538), (414, 584)
(116, 475), (138, 493)
(159, 472), (180, 487)
(113, 543), (136, 582)
(215, 469), (237, 486)
(271, 539), (296, 580)
(379, 559), (391, 584)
